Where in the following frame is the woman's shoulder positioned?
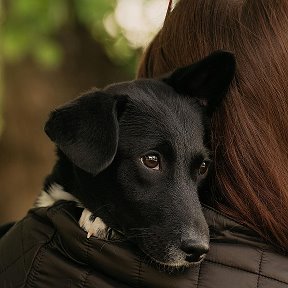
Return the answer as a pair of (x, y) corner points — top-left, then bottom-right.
(1, 201), (288, 288)
(202, 205), (288, 287)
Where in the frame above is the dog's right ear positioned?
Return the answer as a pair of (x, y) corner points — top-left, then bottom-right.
(162, 50), (236, 115)
(44, 91), (128, 176)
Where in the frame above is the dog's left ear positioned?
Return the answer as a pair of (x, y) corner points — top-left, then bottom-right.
(162, 50), (236, 114)
(44, 91), (128, 175)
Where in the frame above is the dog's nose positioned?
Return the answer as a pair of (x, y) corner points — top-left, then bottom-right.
(180, 239), (209, 263)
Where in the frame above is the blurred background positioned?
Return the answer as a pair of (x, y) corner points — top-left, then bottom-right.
(0, 0), (168, 224)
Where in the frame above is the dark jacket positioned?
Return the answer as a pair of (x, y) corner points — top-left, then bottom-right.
(1, 201), (288, 288)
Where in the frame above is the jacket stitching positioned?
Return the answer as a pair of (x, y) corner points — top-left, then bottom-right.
(256, 251), (264, 288)
(26, 245), (46, 287)
(50, 202), (90, 288)
(0, 244), (39, 274)
(20, 220), (27, 276)
(79, 235), (91, 288)
(0, 214), (51, 275)
(205, 258), (288, 285)
(25, 232), (56, 288)
(27, 203), (86, 288)
(80, 269), (91, 288)
(0, 245), (37, 288)
(24, 202), (64, 287)
(196, 261), (202, 288)
(84, 235), (89, 264)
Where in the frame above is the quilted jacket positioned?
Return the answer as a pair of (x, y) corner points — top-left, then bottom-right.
(0, 201), (287, 288)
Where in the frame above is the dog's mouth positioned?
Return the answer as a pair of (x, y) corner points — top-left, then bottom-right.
(104, 226), (207, 268)
(106, 227), (125, 240)
(123, 229), (209, 269)
(139, 248), (207, 270)
(136, 242), (208, 270)
(84, 215), (209, 269)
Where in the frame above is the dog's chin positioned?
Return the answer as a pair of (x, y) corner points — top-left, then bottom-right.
(145, 253), (205, 269)
(138, 245), (206, 270)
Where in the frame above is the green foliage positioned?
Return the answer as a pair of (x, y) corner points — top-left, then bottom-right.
(1, 0), (139, 73)
(1, 0), (66, 68)
(73, 0), (138, 67)
(0, 0), (4, 135)
(0, 68), (3, 136)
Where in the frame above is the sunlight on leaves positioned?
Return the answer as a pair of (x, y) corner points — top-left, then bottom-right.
(1, 0), (166, 72)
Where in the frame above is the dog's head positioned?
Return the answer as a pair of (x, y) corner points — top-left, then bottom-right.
(45, 51), (235, 267)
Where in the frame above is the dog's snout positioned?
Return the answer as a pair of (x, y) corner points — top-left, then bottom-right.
(180, 239), (209, 263)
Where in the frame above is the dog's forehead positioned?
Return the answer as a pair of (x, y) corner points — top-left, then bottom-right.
(105, 79), (207, 155)
(104, 78), (171, 99)
(104, 78), (202, 118)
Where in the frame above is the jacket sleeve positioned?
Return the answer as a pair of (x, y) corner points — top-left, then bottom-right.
(0, 209), (55, 288)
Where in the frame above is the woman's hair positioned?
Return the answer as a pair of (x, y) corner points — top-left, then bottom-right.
(137, 0), (288, 252)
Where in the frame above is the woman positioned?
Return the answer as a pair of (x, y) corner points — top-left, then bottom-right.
(138, 0), (288, 252)
(138, 0), (288, 285)
(1, 0), (288, 287)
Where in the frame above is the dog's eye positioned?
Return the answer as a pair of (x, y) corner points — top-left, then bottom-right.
(141, 155), (160, 170)
(198, 160), (210, 176)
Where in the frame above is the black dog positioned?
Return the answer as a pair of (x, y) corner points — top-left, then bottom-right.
(36, 51), (235, 268)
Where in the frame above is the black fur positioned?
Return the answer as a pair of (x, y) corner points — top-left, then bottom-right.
(44, 51), (235, 266)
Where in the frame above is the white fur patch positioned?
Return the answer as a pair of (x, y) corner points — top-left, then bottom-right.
(35, 183), (79, 207)
(35, 184), (109, 239)
(79, 208), (108, 239)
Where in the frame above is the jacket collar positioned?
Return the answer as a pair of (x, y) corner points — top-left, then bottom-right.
(202, 204), (270, 250)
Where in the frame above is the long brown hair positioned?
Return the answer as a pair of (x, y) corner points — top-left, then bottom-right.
(137, 0), (288, 253)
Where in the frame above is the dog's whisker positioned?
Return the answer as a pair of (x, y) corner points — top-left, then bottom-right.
(129, 227), (150, 231)
(125, 232), (155, 239)
(92, 204), (113, 215)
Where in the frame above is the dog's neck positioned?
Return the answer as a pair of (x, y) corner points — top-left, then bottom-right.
(36, 154), (81, 207)
(43, 151), (77, 193)
(37, 150), (121, 230)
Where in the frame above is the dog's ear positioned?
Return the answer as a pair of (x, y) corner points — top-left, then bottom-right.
(45, 91), (128, 175)
(162, 50), (236, 114)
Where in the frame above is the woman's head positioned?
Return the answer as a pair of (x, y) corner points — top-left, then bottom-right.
(138, 0), (288, 252)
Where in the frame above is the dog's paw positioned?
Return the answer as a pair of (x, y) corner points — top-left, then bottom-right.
(79, 209), (108, 239)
